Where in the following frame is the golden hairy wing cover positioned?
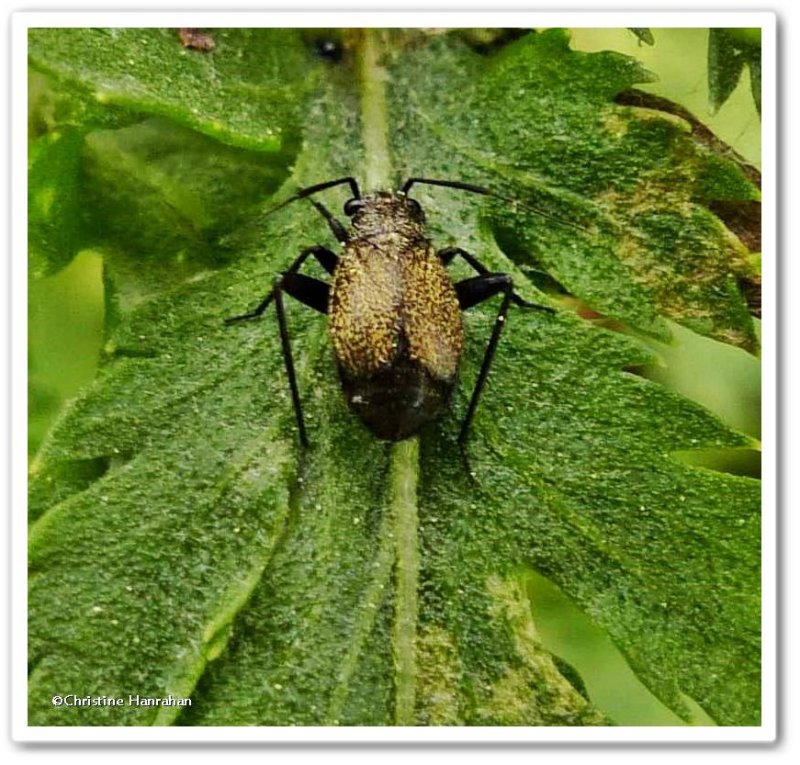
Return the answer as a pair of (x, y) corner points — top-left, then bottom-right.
(329, 243), (463, 380)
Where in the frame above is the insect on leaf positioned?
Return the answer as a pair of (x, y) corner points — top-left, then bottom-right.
(28, 28), (760, 728)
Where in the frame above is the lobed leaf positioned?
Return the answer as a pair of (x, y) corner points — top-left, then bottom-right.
(389, 30), (759, 351)
(28, 29), (760, 728)
(707, 28), (761, 117)
(27, 28), (316, 276)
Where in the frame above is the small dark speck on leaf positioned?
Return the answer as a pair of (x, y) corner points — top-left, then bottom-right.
(313, 38), (343, 63)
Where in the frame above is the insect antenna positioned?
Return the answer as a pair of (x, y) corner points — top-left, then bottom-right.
(400, 177), (593, 233)
(269, 176), (362, 214)
(225, 176), (361, 244)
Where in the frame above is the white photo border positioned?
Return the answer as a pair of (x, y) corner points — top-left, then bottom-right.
(11, 9), (776, 744)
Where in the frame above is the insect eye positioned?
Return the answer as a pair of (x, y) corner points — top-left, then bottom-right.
(344, 198), (365, 216)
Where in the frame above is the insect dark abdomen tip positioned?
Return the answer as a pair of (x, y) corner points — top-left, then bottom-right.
(339, 361), (455, 441)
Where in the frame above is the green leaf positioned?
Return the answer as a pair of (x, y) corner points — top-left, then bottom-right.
(629, 28), (655, 46)
(81, 117), (291, 263)
(29, 29), (760, 727)
(390, 29), (758, 351)
(28, 27), (313, 151)
(708, 28), (761, 117)
(29, 130), (88, 278)
(748, 54), (762, 117)
(708, 29), (746, 114)
(27, 28), (314, 277)
(28, 71), (136, 276)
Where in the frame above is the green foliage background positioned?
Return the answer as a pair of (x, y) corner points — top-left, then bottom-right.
(28, 28), (761, 728)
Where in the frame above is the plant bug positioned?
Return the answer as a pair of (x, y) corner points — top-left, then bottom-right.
(225, 176), (561, 455)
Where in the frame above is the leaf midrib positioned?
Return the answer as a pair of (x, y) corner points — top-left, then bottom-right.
(356, 30), (422, 723)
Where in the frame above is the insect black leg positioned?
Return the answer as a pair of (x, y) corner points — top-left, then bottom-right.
(224, 244), (337, 324)
(439, 246), (554, 311)
(308, 198), (349, 244)
(455, 274), (513, 451)
(277, 272), (330, 314)
(273, 283), (307, 447)
(438, 245), (484, 269)
(272, 272), (330, 448)
(455, 273), (552, 456)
